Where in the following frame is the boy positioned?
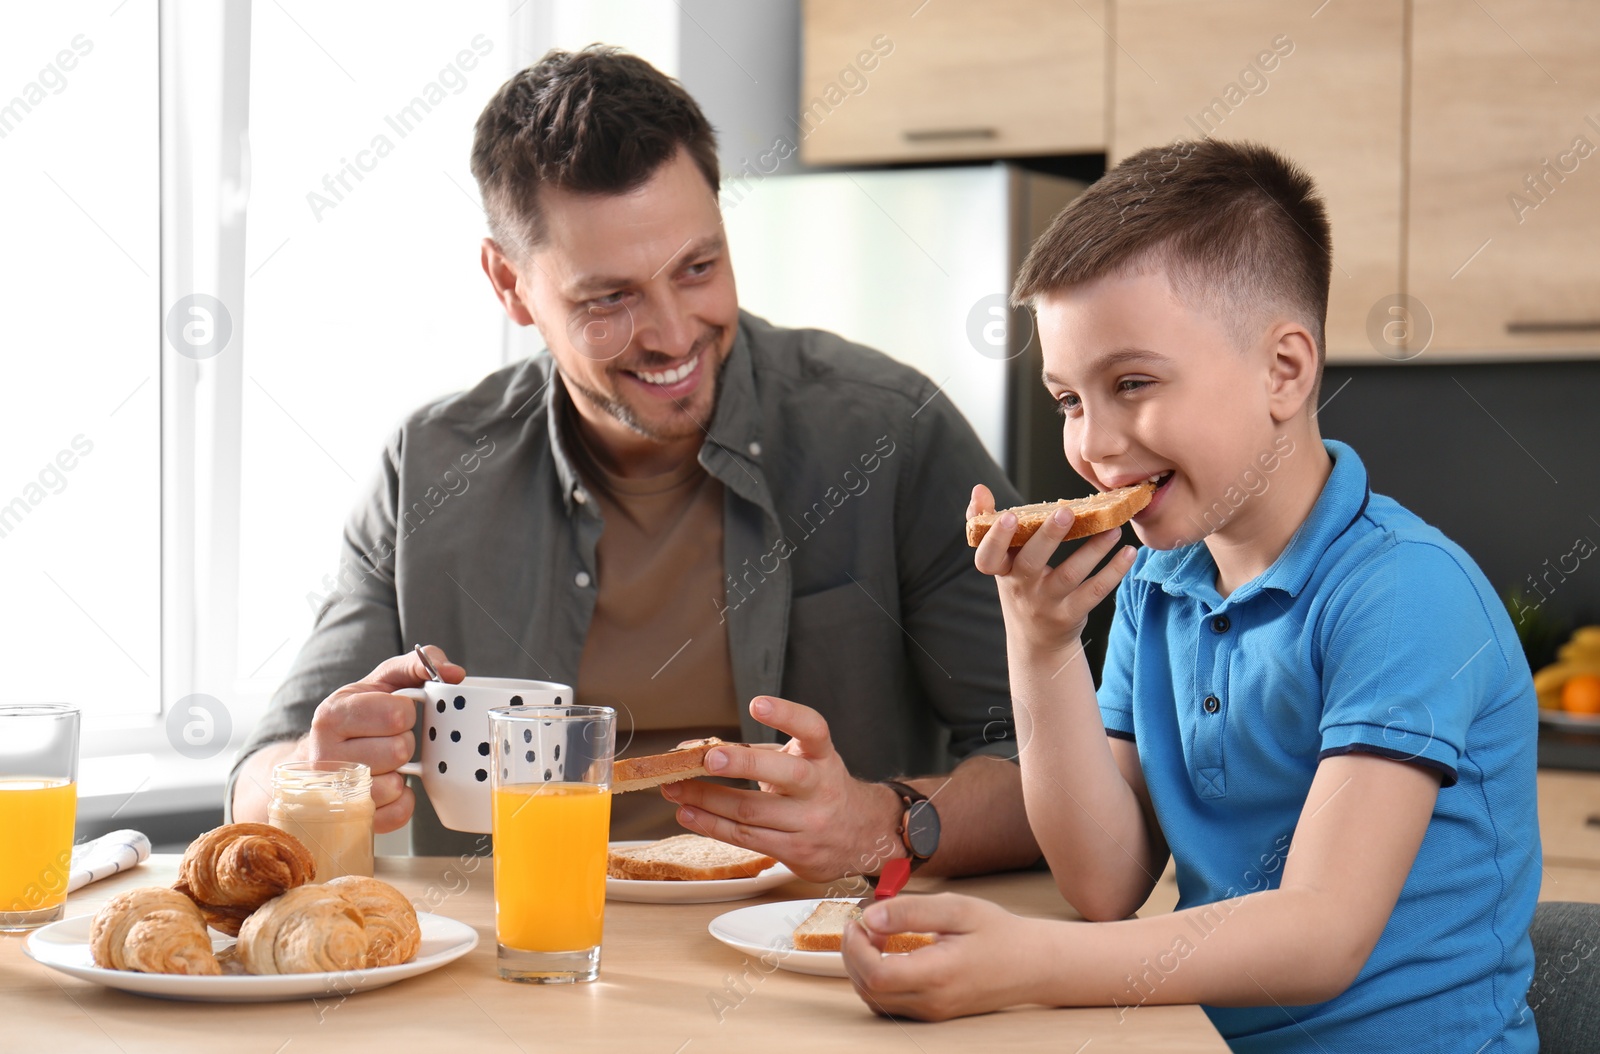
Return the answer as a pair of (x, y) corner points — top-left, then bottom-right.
(842, 140), (1540, 1052)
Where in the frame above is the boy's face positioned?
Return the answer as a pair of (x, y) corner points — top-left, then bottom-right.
(1036, 269), (1287, 551)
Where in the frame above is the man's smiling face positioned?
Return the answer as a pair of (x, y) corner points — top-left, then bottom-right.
(512, 147), (739, 461)
(1036, 268), (1286, 551)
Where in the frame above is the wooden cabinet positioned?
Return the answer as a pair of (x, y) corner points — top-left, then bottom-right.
(1109, 1), (1406, 362)
(1538, 769), (1600, 867)
(799, 0), (1106, 165)
(796, 0), (1599, 361)
(1109, 0), (1600, 361)
(1407, 0), (1600, 358)
(1542, 865), (1600, 903)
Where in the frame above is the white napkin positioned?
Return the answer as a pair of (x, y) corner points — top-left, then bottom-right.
(67, 830), (152, 893)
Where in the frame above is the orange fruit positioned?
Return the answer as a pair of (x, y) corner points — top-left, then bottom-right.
(1562, 674), (1600, 715)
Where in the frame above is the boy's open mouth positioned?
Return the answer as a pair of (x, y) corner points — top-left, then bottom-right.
(1131, 471), (1175, 521)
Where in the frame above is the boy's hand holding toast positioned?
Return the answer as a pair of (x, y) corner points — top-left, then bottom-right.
(967, 483), (1138, 651)
(842, 892), (1049, 1022)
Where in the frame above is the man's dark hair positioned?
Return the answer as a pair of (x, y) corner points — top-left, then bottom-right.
(1012, 139), (1332, 365)
(470, 46), (720, 257)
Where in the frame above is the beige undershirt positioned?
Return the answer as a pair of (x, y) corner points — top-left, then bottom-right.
(570, 427), (743, 841)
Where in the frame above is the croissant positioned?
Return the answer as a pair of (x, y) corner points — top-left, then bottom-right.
(324, 876), (421, 968)
(237, 884), (367, 975)
(173, 823), (316, 936)
(90, 887), (221, 975)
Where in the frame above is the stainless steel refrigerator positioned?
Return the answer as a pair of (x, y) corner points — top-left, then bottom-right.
(720, 162), (1089, 503)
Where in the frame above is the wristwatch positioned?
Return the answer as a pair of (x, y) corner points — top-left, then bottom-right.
(882, 779), (940, 873)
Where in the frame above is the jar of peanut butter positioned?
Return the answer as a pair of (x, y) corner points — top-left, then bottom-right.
(268, 761), (375, 880)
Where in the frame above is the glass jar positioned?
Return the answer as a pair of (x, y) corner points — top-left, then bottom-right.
(268, 761), (375, 880)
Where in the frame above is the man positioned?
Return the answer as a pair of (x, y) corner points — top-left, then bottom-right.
(230, 46), (1037, 881)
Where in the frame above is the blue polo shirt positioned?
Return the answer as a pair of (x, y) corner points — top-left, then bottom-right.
(1099, 440), (1539, 1053)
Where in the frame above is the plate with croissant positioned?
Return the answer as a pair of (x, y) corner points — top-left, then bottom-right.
(23, 823), (478, 1002)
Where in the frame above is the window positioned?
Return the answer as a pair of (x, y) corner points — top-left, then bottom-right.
(8, 2), (687, 824)
(0, 3), (160, 720)
(4, 3), (518, 801)
(234, 3), (512, 699)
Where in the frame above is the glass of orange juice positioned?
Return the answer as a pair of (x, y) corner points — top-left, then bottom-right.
(489, 704), (614, 983)
(0, 703), (80, 931)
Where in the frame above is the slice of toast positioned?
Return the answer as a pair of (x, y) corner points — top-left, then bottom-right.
(966, 480), (1156, 547)
(611, 737), (728, 794)
(606, 834), (777, 881)
(791, 899), (934, 954)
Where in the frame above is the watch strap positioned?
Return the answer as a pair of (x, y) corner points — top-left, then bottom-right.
(882, 779), (928, 809)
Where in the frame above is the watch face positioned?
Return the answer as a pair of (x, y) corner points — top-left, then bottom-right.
(905, 800), (940, 859)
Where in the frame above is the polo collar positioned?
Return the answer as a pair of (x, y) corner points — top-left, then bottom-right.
(1134, 439), (1371, 602)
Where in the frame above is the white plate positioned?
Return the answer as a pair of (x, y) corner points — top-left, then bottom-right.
(23, 911), (479, 1003)
(1539, 708), (1600, 734)
(707, 898), (849, 977)
(606, 841), (797, 904)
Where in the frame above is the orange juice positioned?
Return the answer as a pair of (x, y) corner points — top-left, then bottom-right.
(0, 778), (77, 914)
(493, 783), (611, 952)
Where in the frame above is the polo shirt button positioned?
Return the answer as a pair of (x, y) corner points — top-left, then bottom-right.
(748, 441), (762, 457)
(1203, 695), (1221, 714)
(575, 571), (592, 588)
(573, 488), (589, 505)
(1211, 615), (1230, 634)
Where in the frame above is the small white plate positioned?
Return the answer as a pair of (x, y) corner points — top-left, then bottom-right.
(606, 841), (797, 904)
(707, 898), (849, 977)
(23, 911), (479, 1003)
(1539, 709), (1600, 734)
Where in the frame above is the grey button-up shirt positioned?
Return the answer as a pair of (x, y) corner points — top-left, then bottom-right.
(232, 311), (1023, 854)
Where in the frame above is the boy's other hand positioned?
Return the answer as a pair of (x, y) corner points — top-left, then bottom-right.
(842, 891), (1048, 1021)
(969, 483), (1137, 651)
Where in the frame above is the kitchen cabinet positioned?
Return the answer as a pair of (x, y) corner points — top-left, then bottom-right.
(1542, 865), (1600, 903)
(1407, 0), (1600, 358)
(799, 0), (1107, 165)
(797, 0), (1599, 362)
(1538, 769), (1600, 867)
(1109, 0), (1406, 363)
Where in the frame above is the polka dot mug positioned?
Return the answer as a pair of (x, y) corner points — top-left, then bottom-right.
(396, 676), (573, 833)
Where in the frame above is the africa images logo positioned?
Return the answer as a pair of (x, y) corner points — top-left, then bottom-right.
(305, 36), (495, 222)
(0, 34), (94, 140)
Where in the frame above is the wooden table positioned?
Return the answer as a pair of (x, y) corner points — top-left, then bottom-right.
(0, 856), (1228, 1053)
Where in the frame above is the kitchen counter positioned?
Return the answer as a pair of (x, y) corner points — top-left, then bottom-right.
(1538, 725), (1600, 773)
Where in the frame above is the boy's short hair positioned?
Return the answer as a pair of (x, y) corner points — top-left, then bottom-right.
(471, 46), (720, 259)
(1012, 139), (1332, 368)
